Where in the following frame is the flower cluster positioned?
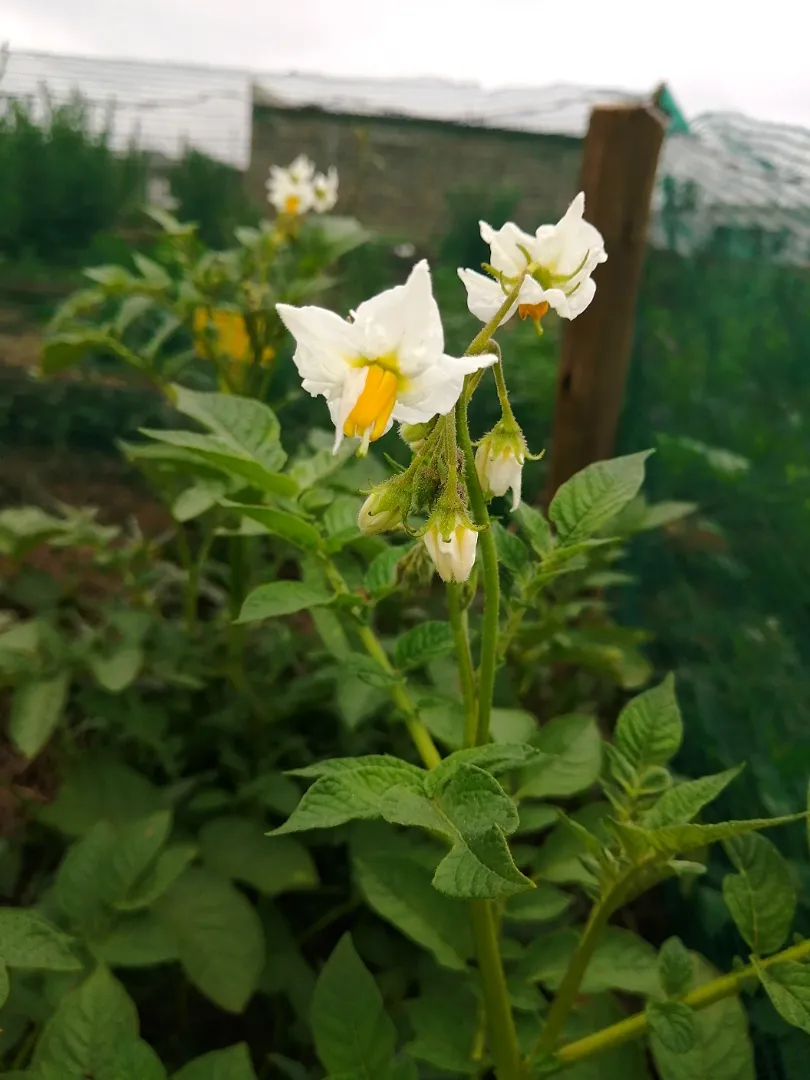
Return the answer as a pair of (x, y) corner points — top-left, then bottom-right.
(276, 190), (606, 581)
(266, 154), (339, 217)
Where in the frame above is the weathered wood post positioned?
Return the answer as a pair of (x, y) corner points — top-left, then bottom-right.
(544, 99), (667, 502)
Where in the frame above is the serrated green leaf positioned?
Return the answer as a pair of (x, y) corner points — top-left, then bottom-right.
(425, 743), (543, 793)
(643, 767), (743, 829)
(756, 961), (810, 1035)
(513, 503), (553, 554)
(722, 833), (796, 955)
(311, 934), (397, 1078)
(549, 451), (653, 545)
(9, 673), (70, 759)
(153, 868), (264, 1013)
(614, 675), (682, 770)
(237, 581), (334, 623)
(32, 966), (138, 1076)
(172, 1044), (257, 1080)
(352, 829), (471, 970)
(646, 1001), (699, 1053)
(224, 504), (322, 550)
(393, 621), (455, 670)
(491, 520), (530, 571)
(658, 937), (693, 997)
(200, 815), (317, 896)
(616, 812), (806, 861)
(518, 714), (602, 798)
(288, 755), (425, 782)
(273, 761), (426, 836)
(141, 428), (293, 495)
(0, 909), (81, 971)
(650, 954), (755, 1080)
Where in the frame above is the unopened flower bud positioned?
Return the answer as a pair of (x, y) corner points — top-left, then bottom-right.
(475, 427), (526, 511)
(423, 513), (478, 583)
(400, 422), (430, 452)
(358, 490), (402, 535)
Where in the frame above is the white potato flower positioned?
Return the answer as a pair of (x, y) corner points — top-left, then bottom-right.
(423, 514), (478, 583)
(266, 156), (316, 216)
(276, 260), (496, 453)
(312, 167), (339, 213)
(458, 193), (607, 327)
(475, 435), (525, 510)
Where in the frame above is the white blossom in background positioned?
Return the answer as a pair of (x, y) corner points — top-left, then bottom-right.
(276, 261), (496, 454)
(458, 193), (607, 327)
(312, 167), (339, 213)
(287, 154), (316, 183)
(423, 516), (478, 583)
(475, 432), (525, 510)
(266, 163), (314, 216)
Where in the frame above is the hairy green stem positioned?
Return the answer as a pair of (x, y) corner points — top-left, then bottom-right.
(320, 555), (442, 770)
(556, 938), (810, 1066)
(469, 901), (524, 1080)
(534, 892), (616, 1056)
(447, 583), (477, 747)
(356, 623), (442, 769)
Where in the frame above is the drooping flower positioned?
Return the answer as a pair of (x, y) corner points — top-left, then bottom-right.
(358, 488), (402, 535)
(266, 159), (315, 217)
(423, 513), (478, 583)
(475, 425), (526, 511)
(276, 261), (496, 454)
(312, 167), (339, 213)
(458, 193), (607, 327)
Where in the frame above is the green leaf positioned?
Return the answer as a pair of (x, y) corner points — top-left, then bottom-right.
(32, 966), (138, 1077)
(273, 760), (426, 836)
(9, 673), (70, 759)
(504, 884), (571, 923)
(111, 811), (173, 897)
(491, 520), (530, 572)
(393, 621), (456, 670)
(646, 1001), (699, 1054)
(406, 974), (478, 1074)
(141, 427), (293, 495)
(340, 653), (399, 689)
(311, 934), (396, 1079)
(352, 828), (472, 970)
(650, 954), (755, 1080)
(615, 812), (807, 861)
(757, 961), (810, 1035)
(417, 697), (465, 749)
(153, 867), (264, 1013)
(0, 909), (81, 971)
(658, 937), (693, 997)
(41, 330), (132, 374)
(200, 815), (318, 896)
(172, 383), (280, 445)
(722, 833), (796, 955)
(533, 803), (609, 886)
(99, 1038), (168, 1080)
(518, 714), (602, 798)
(513, 503), (553, 555)
(644, 767), (743, 829)
(115, 843), (198, 911)
(364, 545), (411, 596)
(172, 1043), (258, 1080)
(88, 646), (144, 693)
(516, 803), (559, 836)
(425, 743), (543, 793)
(549, 451), (653, 545)
(97, 911), (179, 967)
(224, 504), (322, 551)
(0, 958), (8, 1009)
(237, 581), (334, 623)
(559, 993), (652, 1080)
(525, 927), (660, 996)
(614, 675), (683, 770)
(38, 755), (163, 835)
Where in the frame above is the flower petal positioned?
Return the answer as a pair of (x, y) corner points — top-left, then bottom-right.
(457, 269), (519, 326)
(395, 350), (495, 423)
(276, 303), (358, 388)
(480, 221), (534, 277)
(352, 260), (443, 372)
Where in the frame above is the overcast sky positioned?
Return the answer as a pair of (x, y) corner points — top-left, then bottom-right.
(4, 0), (810, 128)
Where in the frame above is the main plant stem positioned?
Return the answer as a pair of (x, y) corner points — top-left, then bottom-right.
(450, 280), (527, 1079)
(555, 937), (810, 1065)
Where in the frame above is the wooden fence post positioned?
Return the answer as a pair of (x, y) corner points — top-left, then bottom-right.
(544, 100), (667, 502)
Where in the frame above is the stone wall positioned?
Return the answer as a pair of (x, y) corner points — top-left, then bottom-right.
(248, 104), (583, 244)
